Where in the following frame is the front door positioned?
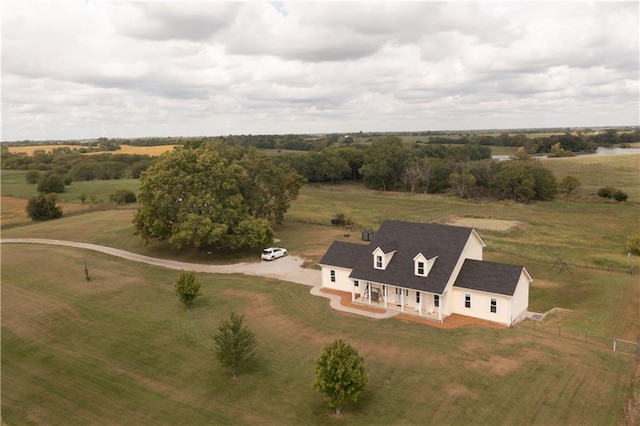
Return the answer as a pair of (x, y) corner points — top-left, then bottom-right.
(395, 287), (402, 305)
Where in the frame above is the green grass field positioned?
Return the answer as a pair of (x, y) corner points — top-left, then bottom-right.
(1, 245), (634, 425)
(1, 170), (140, 203)
(2, 154), (639, 424)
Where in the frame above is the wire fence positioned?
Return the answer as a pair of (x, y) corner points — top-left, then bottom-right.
(494, 248), (638, 275)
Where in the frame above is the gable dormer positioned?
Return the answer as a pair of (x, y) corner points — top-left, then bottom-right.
(413, 253), (438, 277)
(372, 242), (397, 270)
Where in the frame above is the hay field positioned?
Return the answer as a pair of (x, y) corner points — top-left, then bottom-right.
(7, 144), (176, 156)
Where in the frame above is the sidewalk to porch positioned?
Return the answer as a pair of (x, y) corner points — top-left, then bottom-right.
(310, 287), (397, 319)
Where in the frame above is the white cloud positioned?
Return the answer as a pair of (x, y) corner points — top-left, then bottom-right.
(1, 1), (638, 141)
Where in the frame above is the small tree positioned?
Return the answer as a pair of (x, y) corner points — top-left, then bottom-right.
(559, 175), (581, 195)
(626, 233), (640, 256)
(37, 173), (66, 194)
(213, 312), (257, 378)
(26, 194), (63, 221)
(174, 271), (200, 309)
(313, 339), (367, 416)
(25, 169), (40, 184)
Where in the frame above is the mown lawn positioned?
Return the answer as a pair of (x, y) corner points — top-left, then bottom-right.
(1, 245), (634, 425)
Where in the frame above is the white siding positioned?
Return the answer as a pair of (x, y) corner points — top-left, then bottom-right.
(442, 231), (485, 315)
(320, 265), (354, 293)
(510, 270), (531, 325)
(452, 288), (511, 326)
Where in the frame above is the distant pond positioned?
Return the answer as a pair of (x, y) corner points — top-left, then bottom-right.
(493, 147), (640, 161)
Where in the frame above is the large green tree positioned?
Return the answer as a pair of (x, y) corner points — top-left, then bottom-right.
(360, 136), (413, 191)
(213, 312), (257, 378)
(133, 144), (302, 251)
(313, 339), (367, 416)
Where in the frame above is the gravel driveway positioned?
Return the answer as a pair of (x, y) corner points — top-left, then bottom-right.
(0, 238), (400, 319)
(0, 238), (321, 287)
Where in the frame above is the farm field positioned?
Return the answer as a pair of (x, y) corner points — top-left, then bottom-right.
(5, 144), (176, 156)
(1, 152), (639, 424)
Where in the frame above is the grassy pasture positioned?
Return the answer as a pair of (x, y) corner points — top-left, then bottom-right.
(1, 244), (634, 425)
(541, 154), (640, 201)
(1, 153), (639, 424)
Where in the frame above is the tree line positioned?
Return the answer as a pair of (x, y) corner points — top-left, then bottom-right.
(1, 147), (155, 180)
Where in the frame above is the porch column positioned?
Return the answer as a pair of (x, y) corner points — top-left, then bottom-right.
(418, 291), (423, 316)
(367, 282), (372, 305)
(383, 285), (388, 308)
(351, 283), (355, 302)
(438, 291), (443, 322)
(401, 288), (405, 312)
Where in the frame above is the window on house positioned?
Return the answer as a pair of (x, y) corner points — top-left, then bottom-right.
(330, 270), (336, 282)
(417, 261), (424, 275)
(376, 255), (383, 269)
(354, 280), (359, 287)
(434, 294), (440, 307)
(416, 292), (421, 303)
(490, 298), (497, 313)
(465, 294), (471, 308)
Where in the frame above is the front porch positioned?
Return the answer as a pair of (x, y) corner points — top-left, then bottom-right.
(352, 282), (445, 323)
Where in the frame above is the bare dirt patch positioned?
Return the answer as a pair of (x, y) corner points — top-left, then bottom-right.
(531, 279), (560, 289)
(444, 383), (478, 399)
(397, 313), (507, 330)
(447, 216), (522, 232)
(321, 289), (507, 330)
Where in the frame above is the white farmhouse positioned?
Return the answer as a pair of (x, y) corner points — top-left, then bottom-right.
(319, 220), (532, 327)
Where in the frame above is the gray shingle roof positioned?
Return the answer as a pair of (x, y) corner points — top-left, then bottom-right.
(349, 220), (476, 294)
(453, 259), (524, 296)
(319, 241), (368, 269)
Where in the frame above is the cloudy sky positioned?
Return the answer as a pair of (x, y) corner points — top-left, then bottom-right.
(2, 1), (638, 141)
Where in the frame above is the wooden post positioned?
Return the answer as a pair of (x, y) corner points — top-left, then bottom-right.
(84, 258), (91, 282)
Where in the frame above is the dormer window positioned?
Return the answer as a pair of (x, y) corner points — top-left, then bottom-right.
(373, 245), (396, 270)
(414, 253), (437, 277)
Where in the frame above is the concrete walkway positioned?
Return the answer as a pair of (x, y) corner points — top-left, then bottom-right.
(1, 238), (392, 319)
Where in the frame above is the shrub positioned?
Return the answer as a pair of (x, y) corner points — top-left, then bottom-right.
(613, 190), (628, 202)
(25, 169), (40, 184)
(331, 212), (352, 227)
(597, 186), (616, 199)
(626, 233), (640, 256)
(109, 189), (137, 204)
(26, 194), (63, 221)
(37, 173), (66, 194)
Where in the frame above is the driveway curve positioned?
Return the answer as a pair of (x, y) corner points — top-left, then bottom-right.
(0, 238), (397, 320)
